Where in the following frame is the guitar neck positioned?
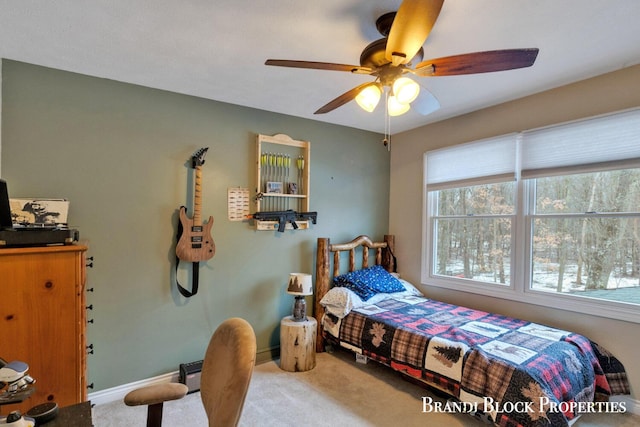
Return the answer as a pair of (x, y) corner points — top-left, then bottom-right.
(193, 165), (202, 226)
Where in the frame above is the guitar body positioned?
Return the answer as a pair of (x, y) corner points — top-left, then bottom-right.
(176, 206), (216, 262)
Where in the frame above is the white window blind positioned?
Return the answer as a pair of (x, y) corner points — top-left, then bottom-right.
(425, 133), (518, 191)
(521, 108), (640, 178)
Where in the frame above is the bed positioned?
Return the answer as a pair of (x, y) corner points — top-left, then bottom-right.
(313, 235), (630, 427)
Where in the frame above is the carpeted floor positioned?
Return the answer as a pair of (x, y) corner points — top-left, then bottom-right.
(93, 349), (638, 426)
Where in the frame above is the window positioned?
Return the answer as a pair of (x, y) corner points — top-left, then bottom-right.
(433, 182), (515, 285)
(423, 108), (640, 323)
(530, 169), (640, 303)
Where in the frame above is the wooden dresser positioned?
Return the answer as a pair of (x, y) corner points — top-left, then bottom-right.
(0, 244), (88, 415)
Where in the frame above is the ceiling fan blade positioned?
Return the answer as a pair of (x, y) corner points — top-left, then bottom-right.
(415, 48), (539, 76)
(314, 82), (373, 115)
(412, 84), (440, 116)
(265, 59), (372, 74)
(386, 0), (444, 66)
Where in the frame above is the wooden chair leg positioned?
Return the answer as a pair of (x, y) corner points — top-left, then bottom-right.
(147, 402), (164, 427)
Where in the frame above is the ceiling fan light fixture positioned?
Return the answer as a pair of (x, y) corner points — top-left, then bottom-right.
(387, 94), (410, 116)
(265, 1), (539, 121)
(392, 77), (420, 105)
(355, 83), (382, 113)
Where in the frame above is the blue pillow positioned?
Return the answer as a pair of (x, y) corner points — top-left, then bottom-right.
(333, 265), (404, 301)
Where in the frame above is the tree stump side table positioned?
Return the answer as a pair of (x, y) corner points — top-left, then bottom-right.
(279, 316), (317, 372)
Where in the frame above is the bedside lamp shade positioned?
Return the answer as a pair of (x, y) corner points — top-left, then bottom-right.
(287, 273), (313, 296)
(287, 273), (312, 321)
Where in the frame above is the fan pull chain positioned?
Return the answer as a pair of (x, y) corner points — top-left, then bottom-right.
(383, 91), (391, 151)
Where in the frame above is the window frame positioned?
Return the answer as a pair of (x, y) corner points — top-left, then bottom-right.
(422, 109), (640, 324)
(428, 185), (517, 288)
(423, 177), (519, 297)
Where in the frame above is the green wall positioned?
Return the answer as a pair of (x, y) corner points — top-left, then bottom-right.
(0, 60), (389, 391)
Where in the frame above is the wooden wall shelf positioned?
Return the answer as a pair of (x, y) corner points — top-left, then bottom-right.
(255, 133), (310, 231)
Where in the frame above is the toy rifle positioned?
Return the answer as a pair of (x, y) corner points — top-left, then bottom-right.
(248, 210), (317, 232)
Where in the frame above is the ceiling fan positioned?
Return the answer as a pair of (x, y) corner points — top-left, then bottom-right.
(265, 0), (539, 117)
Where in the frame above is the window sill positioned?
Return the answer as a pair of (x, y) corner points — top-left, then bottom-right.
(421, 274), (640, 324)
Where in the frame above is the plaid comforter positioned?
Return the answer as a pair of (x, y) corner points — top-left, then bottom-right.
(322, 295), (629, 427)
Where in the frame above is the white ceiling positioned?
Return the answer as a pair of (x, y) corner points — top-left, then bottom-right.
(1, 1), (639, 134)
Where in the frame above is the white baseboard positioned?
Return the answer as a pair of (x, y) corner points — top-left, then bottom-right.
(88, 371), (180, 406)
(88, 349), (276, 407)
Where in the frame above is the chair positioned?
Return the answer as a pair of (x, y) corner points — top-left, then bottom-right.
(124, 382), (189, 427)
(124, 317), (256, 427)
(200, 317), (257, 427)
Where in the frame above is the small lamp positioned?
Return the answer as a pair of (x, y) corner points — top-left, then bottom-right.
(287, 273), (313, 321)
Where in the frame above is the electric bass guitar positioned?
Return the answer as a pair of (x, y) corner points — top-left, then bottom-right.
(176, 147), (216, 262)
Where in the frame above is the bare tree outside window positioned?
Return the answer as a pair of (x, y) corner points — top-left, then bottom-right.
(431, 169), (640, 305)
(531, 169), (640, 302)
(433, 182), (514, 285)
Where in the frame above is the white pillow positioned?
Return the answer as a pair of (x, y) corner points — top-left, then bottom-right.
(397, 279), (423, 296)
(362, 280), (423, 305)
(390, 273), (423, 296)
(320, 279), (424, 319)
(319, 287), (364, 318)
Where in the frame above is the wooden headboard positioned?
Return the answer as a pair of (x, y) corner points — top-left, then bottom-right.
(313, 234), (395, 352)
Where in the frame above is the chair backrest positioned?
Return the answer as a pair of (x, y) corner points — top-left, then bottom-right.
(200, 317), (257, 427)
